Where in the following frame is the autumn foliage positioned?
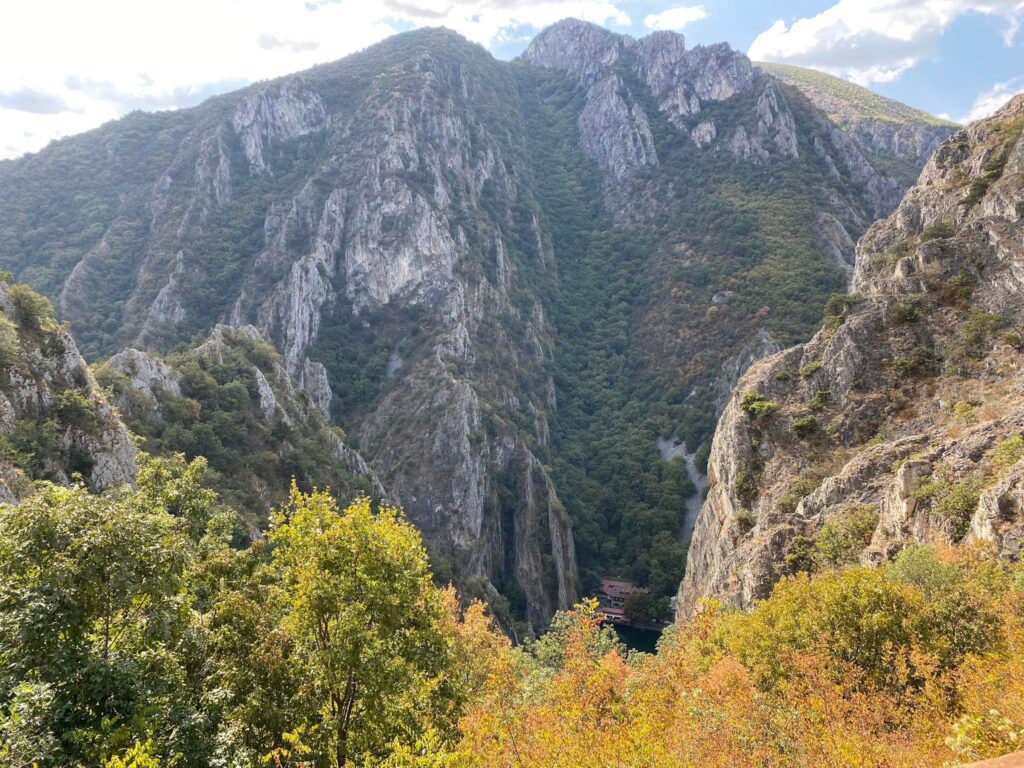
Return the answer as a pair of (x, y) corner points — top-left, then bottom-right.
(455, 545), (1024, 768)
(1, 459), (1021, 766)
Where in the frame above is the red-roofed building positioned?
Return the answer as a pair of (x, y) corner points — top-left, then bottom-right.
(596, 579), (646, 624)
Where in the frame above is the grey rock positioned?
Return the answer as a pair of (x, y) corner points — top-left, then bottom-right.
(231, 77), (328, 175)
(680, 94), (1024, 615)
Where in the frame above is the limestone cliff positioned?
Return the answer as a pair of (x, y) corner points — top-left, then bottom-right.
(680, 94), (1024, 614)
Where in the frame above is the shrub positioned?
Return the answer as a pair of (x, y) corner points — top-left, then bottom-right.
(807, 389), (830, 412)
(792, 415), (817, 438)
(921, 219), (955, 241)
(823, 293), (860, 319)
(735, 466), (762, 505)
(1003, 331), (1024, 350)
(722, 568), (922, 691)
(936, 273), (976, 307)
(8, 284), (54, 329)
(0, 316), (19, 366)
(815, 505), (879, 568)
(895, 347), (941, 377)
(991, 435), (1024, 470)
(55, 389), (99, 431)
(799, 361), (823, 379)
(740, 391), (780, 418)
(875, 240), (913, 267)
(957, 311), (1003, 361)
(953, 401), (977, 423)
(734, 508), (756, 529)
(785, 533), (817, 574)
(777, 464), (832, 515)
(914, 469), (985, 542)
(892, 298), (923, 323)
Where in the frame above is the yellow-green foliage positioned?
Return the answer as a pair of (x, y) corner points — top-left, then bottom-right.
(815, 505), (879, 568)
(741, 391), (780, 418)
(799, 361), (822, 379)
(992, 435), (1024, 470)
(458, 545), (1023, 768)
(7, 283), (54, 330)
(791, 414), (817, 438)
(1, 455), (1023, 768)
(914, 467), (986, 541)
(0, 460), (491, 767)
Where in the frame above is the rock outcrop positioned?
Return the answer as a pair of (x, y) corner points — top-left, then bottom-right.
(680, 94), (1024, 614)
(102, 324), (384, 522)
(0, 282), (135, 500)
(521, 20), (792, 182)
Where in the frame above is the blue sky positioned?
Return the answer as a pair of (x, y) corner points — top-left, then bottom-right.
(1, 0), (1022, 159)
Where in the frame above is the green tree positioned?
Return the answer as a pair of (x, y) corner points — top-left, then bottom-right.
(265, 488), (460, 766)
(0, 459), (220, 765)
(7, 283), (53, 329)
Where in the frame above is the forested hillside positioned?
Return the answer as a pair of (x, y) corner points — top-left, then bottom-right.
(0, 21), (955, 623)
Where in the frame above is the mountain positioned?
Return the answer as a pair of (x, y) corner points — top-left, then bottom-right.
(0, 279), (135, 499)
(759, 62), (958, 178)
(0, 20), (955, 625)
(96, 324), (383, 527)
(680, 94), (1024, 613)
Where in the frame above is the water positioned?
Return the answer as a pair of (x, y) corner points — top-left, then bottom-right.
(613, 623), (661, 654)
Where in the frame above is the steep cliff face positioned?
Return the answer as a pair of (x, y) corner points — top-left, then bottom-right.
(0, 22), (954, 625)
(0, 281), (135, 500)
(521, 19), (922, 430)
(680, 95), (1024, 614)
(760, 62), (958, 177)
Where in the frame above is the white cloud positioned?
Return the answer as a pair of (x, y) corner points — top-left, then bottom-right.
(0, 0), (630, 160)
(958, 75), (1024, 122)
(748, 0), (1024, 86)
(644, 5), (707, 32)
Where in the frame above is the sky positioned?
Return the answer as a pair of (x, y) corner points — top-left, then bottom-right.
(1, 0), (1022, 160)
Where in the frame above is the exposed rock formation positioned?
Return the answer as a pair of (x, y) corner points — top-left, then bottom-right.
(0, 282), (135, 499)
(761, 62), (957, 166)
(521, 20), (792, 180)
(103, 324), (384, 523)
(680, 94), (1024, 614)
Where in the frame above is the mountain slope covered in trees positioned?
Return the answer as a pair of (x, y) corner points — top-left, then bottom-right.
(0, 21), (955, 623)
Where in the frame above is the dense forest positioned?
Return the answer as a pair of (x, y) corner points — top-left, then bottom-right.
(0, 459), (1021, 766)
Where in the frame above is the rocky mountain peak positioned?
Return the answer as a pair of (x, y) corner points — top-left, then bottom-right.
(520, 18), (626, 88)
